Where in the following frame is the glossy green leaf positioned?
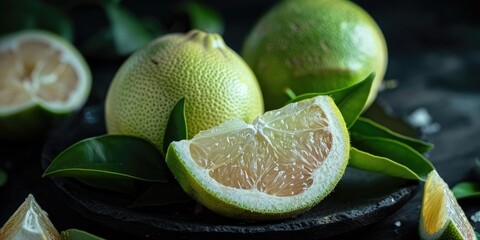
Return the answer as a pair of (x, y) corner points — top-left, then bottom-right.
(289, 72), (375, 128)
(185, 1), (224, 34)
(130, 183), (191, 208)
(163, 97), (188, 155)
(349, 147), (421, 180)
(452, 182), (480, 200)
(0, 0), (73, 40)
(43, 135), (169, 183)
(352, 136), (435, 181)
(61, 229), (105, 240)
(350, 117), (434, 153)
(104, 2), (152, 55)
(0, 168), (6, 187)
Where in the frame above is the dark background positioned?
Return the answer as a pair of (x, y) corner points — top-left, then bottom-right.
(1, 0), (480, 239)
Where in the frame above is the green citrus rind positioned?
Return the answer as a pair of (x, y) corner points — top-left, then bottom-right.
(166, 96), (349, 220)
(242, 0), (387, 110)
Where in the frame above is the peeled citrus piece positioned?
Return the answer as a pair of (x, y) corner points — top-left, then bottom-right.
(0, 194), (62, 240)
(420, 170), (476, 240)
(0, 30), (91, 139)
(166, 95), (349, 220)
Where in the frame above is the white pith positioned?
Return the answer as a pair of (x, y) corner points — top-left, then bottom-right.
(0, 31), (90, 116)
(171, 96), (348, 213)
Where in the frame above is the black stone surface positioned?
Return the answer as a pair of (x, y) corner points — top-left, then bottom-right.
(1, 0), (480, 239)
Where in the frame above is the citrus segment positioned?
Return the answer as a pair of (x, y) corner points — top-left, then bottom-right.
(105, 30), (263, 152)
(242, 0), (387, 110)
(0, 30), (91, 138)
(167, 95), (349, 220)
(420, 170), (476, 240)
(0, 194), (62, 240)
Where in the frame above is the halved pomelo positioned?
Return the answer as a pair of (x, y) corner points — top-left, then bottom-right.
(419, 170), (476, 240)
(166, 95), (349, 220)
(0, 30), (91, 139)
(0, 194), (62, 240)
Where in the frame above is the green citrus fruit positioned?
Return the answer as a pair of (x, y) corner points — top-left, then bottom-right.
(105, 30), (264, 153)
(0, 30), (91, 139)
(419, 170), (476, 240)
(242, 0), (388, 110)
(0, 194), (62, 240)
(166, 95), (349, 220)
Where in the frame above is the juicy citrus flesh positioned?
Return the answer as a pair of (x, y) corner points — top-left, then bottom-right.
(242, 0), (387, 110)
(106, 30), (264, 152)
(167, 96), (349, 219)
(420, 171), (476, 240)
(0, 30), (90, 115)
(190, 105), (332, 197)
(0, 194), (62, 240)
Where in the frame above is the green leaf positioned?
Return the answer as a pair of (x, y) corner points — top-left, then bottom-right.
(43, 135), (169, 183)
(163, 97), (188, 155)
(289, 72), (375, 128)
(83, 17), (163, 58)
(350, 117), (434, 153)
(452, 182), (480, 200)
(185, 1), (224, 34)
(0, 0), (73, 41)
(130, 183), (191, 208)
(352, 137), (435, 181)
(349, 147), (421, 180)
(61, 229), (105, 240)
(104, 2), (153, 55)
(0, 168), (7, 187)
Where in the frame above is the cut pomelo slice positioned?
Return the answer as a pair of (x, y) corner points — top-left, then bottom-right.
(0, 30), (91, 138)
(166, 96), (349, 220)
(0, 194), (62, 240)
(419, 170), (476, 240)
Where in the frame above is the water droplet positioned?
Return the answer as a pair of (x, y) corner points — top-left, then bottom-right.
(394, 220), (402, 227)
(470, 211), (480, 222)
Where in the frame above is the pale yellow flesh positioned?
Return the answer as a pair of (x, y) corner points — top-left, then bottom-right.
(0, 40), (79, 107)
(190, 103), (333, 197)
(0, 194), (61, 240)
(422, 172), (447, 234)
(422, 171), (476, 240)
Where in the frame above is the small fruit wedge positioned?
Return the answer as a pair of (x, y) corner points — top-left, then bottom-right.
(420, 170), (476, 240)
(166, 95), (349, 220)
(0, 30), (91, 139)
(0, 194), (62, 240)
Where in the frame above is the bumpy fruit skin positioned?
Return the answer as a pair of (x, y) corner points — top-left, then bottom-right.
(242, 0), (387, 110)
(105, 30), (264, 152)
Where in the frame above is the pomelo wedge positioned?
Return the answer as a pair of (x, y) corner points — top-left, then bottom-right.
(0, 194), (62, 240)
(166, 95), (349, 220)
(420, 170), (476, 240)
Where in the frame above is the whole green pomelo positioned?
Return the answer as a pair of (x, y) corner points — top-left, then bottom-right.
(242, 0), (388, 110)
